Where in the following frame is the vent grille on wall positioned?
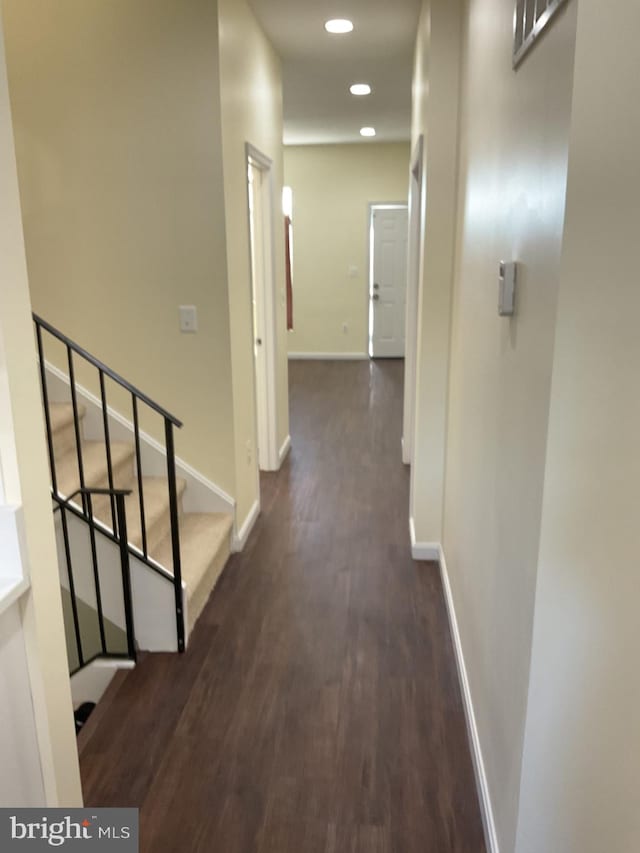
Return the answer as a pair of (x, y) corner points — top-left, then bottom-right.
(513, 0), (569, 67)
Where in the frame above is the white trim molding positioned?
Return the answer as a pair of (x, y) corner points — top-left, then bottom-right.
(245, 142), (280, 472)
(439, 548), (500, 853)
(232, 499), (260, 553)
(409, 533), (500, 853)
(288, 352), (369, 361)
(409, 517), (441, 561)
(278, 434), (292, 466)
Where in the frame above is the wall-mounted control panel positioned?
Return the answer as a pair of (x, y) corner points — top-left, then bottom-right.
(498, 261), (517, 316)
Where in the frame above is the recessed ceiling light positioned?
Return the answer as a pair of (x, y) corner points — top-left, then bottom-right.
(324, 18), (354, 34)
(350, 83), (372, 96)
(360, 127), (376, 137)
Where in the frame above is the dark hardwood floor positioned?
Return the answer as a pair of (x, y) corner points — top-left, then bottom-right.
(79, 359), (486, 853)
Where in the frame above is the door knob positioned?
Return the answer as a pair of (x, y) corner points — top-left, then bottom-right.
(373, 283), (379, 290)
(256, 338), (262, 345)
(372, 294), (379, 301)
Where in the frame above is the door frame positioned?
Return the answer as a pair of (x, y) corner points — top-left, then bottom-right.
(245, 142), (279, 472)
(367, 202), (409, 359)
(402, 135), (424, 465)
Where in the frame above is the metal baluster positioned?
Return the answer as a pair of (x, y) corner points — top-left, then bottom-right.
(67, 348), (87, 514)
(59, 505), (84, 670)
(165, 420), (185, 653)
(35, 323), (59, 496)
(115, 492), (137, 662)
(86, 508), (107, 655)
(131, 395), (148, 558)
(99, 370), (117, 533)
(68, 350), (107, 653)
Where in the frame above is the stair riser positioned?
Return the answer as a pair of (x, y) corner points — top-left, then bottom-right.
(187, 538), (231, 634)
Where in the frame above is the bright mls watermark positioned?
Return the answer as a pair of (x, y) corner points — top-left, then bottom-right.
(0, 809), (138, 850)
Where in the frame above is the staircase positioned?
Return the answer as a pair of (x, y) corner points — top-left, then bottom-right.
(35, 314), (233, 669)
(49, 401), (232, 637)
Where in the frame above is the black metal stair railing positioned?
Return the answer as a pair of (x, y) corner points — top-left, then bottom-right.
(33, 313), (186, 654)
(54, 488), (136, 674)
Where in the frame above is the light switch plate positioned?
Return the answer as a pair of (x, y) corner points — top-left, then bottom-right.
(179, 305), (198, 333)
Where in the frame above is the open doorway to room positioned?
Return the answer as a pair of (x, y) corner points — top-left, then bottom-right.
(368, 203), (409, 359)
(246, 143), (279, 472)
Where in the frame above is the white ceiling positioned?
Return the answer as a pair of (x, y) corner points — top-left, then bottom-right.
(247, 0), (421, 146)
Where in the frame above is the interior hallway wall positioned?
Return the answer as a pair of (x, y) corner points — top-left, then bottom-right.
(443, 0), (577, 847)
(515, 2), (640, 850)
(2, 0), (236, 497)
(284, 143), (409, 356)
(218, 0), (289, 526)
(410, 0), (577, 849)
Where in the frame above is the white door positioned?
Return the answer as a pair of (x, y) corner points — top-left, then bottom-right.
(370, 207), (408, 358)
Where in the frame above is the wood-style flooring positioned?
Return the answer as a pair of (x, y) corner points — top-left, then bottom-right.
(79, 359), (486, 852)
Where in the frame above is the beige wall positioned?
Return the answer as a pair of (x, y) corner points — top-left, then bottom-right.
(411, 0), (577, 849)
(516, 3), (640, 851)
(218, 0), (289, 524)
(2, 0), (236, 497)
(443, 0), (577, 847)
(284, 143), (409, 355)
(0, 14), (81, 805)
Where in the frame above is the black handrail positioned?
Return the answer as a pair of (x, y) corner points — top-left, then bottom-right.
(54, 486), (132, 509)
(54, 488), (137, 674)
(35, 313), (186, 655)
(33, 313), (182, 427)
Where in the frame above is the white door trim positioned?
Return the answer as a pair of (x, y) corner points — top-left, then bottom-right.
(367, 202), (409, 359)
(245, 142), (279, 472)
(402, 135), (424, 465)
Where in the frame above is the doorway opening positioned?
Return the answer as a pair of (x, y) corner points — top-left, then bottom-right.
(368, 203), (409, 359)
(246, 143), (279, 472)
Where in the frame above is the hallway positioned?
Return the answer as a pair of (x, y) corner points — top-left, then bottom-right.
(79, 360), (485, 852)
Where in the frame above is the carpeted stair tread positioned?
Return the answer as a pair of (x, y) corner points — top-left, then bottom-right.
(55, 440), (134, 498)
(153, 512), (233, 632)
(119, 477), (187, 554)
(154, 513), (232, 583)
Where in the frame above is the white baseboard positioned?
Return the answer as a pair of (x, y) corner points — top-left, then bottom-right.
(278, 434), (292, 466)
(232, 499), (260, 552)
(45, 362), (235, 519)
(424, 542), (500, 853)
(288, 352), (369, 360)
(409, 517), (440, 560)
